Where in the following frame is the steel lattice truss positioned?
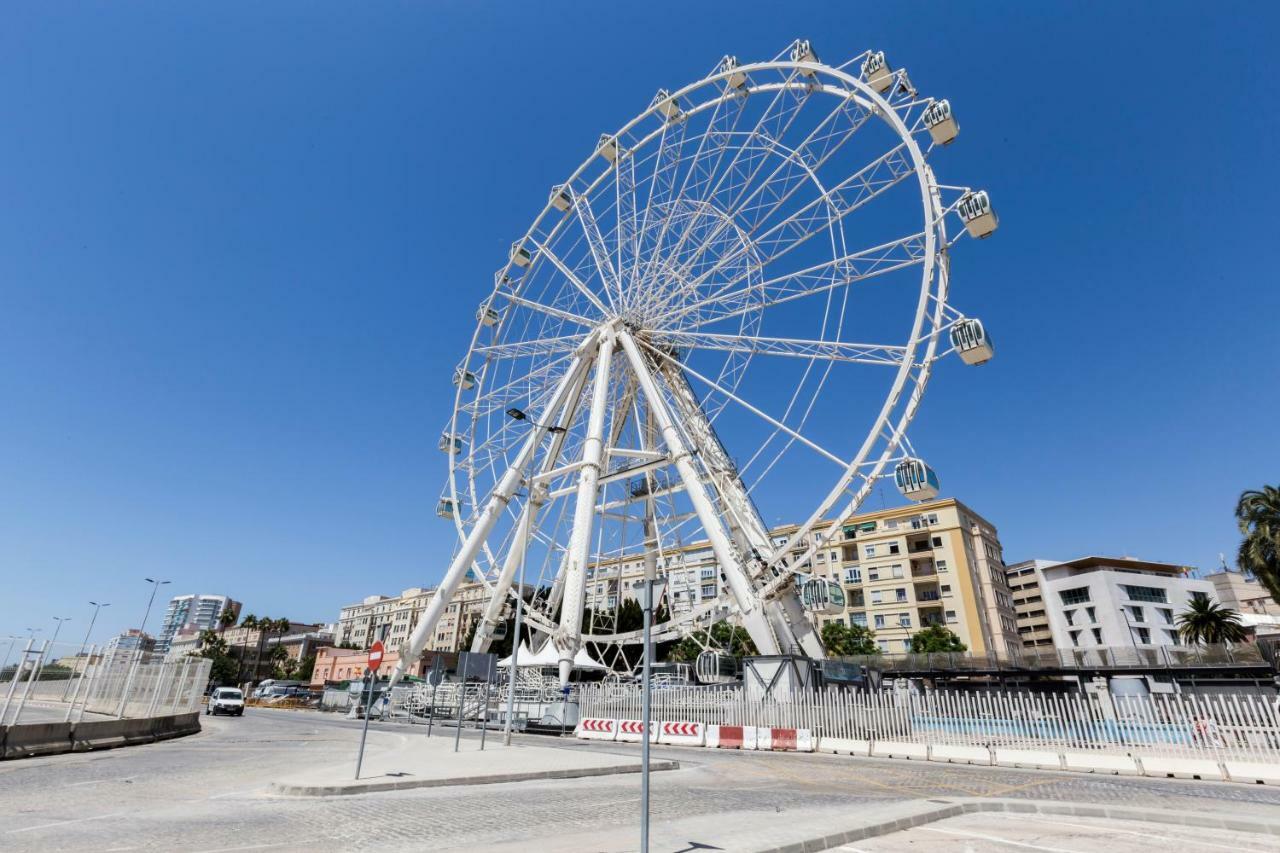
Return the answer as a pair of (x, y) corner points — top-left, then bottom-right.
(389, 42), (999, 687)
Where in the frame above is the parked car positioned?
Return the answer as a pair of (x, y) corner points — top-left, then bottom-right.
(206, 687), (245, 716)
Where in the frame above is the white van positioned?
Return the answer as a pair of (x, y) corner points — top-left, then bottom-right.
(207, 687), (245, 716)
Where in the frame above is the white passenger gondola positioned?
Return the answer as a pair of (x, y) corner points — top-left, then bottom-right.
(950, 319), (994, 365)
(894, 458), (940, 501)
(957, 191), (998, 239)
(436, 498), (459, 519)
(597, 133), (619, 164)
(495, 270), (514, 290)
(653, 89), (683, 123)
(923, 99), (959, 146)
(861, 51), (894, 93)
(790, 40), (819, 77)
(492, 621), (508, 641)
(438, 432), (464, 454)
(550, 185), (574, 212)
(477, 305), (503, 327)
(695, 650), (741, 685)
(453, 367), (477, 390)
(719, 55), (747, 90)
(510, 240), (534, 267)
(801, 578), (846, 616)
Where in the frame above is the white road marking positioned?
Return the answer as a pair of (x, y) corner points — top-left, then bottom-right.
(6, 812), (126, 834)
(918, 825), (1079, 852)
(994, 813), (1275, 853)
(186, 843), (292, 853)
(66, 775), (138, 787)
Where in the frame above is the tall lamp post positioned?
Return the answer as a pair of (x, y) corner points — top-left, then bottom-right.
(116, 578), (169, 718)
(63, 602), (109, 699)
(639, 573), (667, 853)
(48, 616), (71, 663)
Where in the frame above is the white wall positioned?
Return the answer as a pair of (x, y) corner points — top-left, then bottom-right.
(1042, 569), (1216, 650)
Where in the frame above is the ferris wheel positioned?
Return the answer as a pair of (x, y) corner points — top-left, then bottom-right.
(391, 40), (999, 686)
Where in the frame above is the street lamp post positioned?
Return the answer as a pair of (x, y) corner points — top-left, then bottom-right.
(639, 574), (667, 853)
(63, 602), (110, 700)
(48, 616), (71, 663)
(117, 578), (169, 718)
(502, 500), (533, 747)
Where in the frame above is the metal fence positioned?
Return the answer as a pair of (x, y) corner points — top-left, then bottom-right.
(835, 642), (1269, 673)
(1, 641), (210, 726)
(577, 685), (1280, 764)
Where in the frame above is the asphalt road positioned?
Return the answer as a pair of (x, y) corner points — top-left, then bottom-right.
(2, 707), (1279, 852)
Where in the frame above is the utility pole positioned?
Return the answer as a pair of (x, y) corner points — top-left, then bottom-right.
(117, 578), (169, 718)
(64, 601), (109, 700)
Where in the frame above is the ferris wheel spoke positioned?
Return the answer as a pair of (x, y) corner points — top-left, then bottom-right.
(569, 192), (622, 310)
(667, 142), (919, 318)
(637, 337), (849, 470)
(657, 330), (912, 367)
(673, 231), (928, 329)
(472, 332), (585, 360)
(528, 240), (612, 317)
(630, 112), (689, 299)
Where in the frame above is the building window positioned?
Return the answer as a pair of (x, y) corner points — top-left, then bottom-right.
(891, 565), (904, 579)
(888, 543), (901, 555)
(932, 536), (943, 548)
(868, 568), (880, 582)
(936, 560), (947, 571)
(864, 545), (876, 559)
(1158, 608), (1173, 625)
(1135, 627), (1151, 645)
(1190, 591), (1209, 605)
(850, 612), (867, 627)
(898, 613), (912, 628)
(940, 584), (951, 595)
(870, 590), (883, 604)
(1122, 585), (1168, 604)
(1092, 628), (1103, 644)
(874, 614), (886, 629)
(1064, 609), (1075, 626)
(1059, 587), (1091, 606)
(700, 584), (715, 598)
(902, 640), (912, 651)
(895, 588), (908, 603)
(845, 568), (862, 584)
(1069, 629), (1081, 647)
(945, 610), (957, 623)
(1085, 606), (1096, 623)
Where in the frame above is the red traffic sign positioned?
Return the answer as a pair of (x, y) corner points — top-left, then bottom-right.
(367, 641), (385, 670)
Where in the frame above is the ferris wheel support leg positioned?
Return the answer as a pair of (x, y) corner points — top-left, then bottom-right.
(616, 329), (781, 656)
(386, 340), (596, 689)
(554, 326), (616, 685)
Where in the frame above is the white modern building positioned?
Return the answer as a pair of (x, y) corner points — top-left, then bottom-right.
(1038, 556), (1215, 650)
(155, 594), (241, 654)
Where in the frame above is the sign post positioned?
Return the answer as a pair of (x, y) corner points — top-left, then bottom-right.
(354, 641), (384, 779)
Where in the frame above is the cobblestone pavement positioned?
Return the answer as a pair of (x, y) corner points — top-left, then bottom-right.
(2, 707), (1278, 852)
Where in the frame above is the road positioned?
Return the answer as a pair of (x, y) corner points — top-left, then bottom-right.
(2, 707), (1279, 851)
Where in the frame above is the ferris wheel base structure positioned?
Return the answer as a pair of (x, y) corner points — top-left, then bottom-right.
(386, 40), (1000, 690)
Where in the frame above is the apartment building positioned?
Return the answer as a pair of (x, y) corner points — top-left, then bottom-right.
(1005, 559), (1063, 649)
(155, 594), (241, 654)
(580, 497), (1019, 656)
(1027, 556), (1216, 650)
(1203, 569), (1280, 637)
(334, 580), (497, 654)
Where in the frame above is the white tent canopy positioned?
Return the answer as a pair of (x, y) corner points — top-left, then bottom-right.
(496, 640), (608, 670)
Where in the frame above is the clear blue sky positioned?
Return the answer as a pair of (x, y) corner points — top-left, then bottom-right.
(2, 3), (1277, 648)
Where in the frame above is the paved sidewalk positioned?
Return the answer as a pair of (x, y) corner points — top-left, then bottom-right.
(271, 727), (678, 796)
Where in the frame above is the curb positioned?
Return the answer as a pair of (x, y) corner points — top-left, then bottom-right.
(752, 797), (1280, 853)
(271, 758), (680, 797)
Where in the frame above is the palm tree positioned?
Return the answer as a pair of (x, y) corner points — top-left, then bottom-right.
(1177, 597), (1248, 645)
(241, 614), (258, 629)
(1237, 485), (1280, 603)
(217, 607), (237, 632)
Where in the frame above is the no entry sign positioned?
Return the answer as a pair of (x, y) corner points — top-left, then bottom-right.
(367, 640), (384, 671)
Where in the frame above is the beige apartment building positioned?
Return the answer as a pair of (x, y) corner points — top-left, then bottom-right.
(335, 580), (497, 653)
(582, 497), (1020, 657)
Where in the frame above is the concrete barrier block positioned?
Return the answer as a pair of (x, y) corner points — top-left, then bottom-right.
(152, 712), (200, 741)
(1224, 760), (1280, 785)
(818, 737), (870, 756)
(707, 724), (756, 749)
(872, 740), (929, 760)
(994, 748), (1064, 771)
(574, 718), (617, 741)
(1141, 755), (1226, 781)
(2, 722), (73, 759)
(1062, 751), (1139, 775)
(657, 721), (704, 747)
(930, 744), (992, 766)
(614, 720), (657, 743)
(70, 719), (130, 752)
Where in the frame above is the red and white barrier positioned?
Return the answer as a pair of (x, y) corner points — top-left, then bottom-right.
(574, 718), (617, 741)
(706, 724), (757, 750)
(657, 720), (705, 747)
(756, 727), (814, 752)
(615, 719), (658, 743)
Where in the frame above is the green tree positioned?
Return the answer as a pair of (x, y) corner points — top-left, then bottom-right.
(241, 614), (258, 629)
(668, 621), (758, 663)
(1237, 485), (1280, 603)
(193, 630), (239, 686)
(909, 625), (967, 653)
(218, 607), (237, 631)
(296, 654), (316, 682)
(1177, 597), (1249, 645)
(820, 621), (880, 656)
